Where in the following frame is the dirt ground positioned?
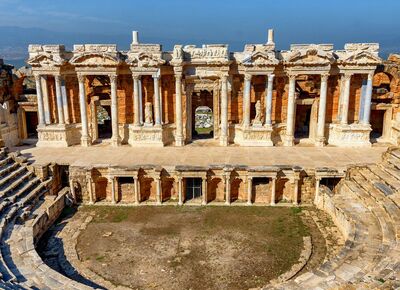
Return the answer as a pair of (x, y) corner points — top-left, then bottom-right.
(76, 206), (322, 290)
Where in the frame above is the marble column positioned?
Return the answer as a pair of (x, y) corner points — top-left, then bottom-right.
(243, 74), (252, 127)
(110, 177), (116, 204)
(178, 177), (183, 205)
(139, 77), (143, 124)
(220, 75), (229, 146)
(156, 176), (162, 205)
(61, 78), (70, 124)
(316, 73), (329, 147)
(41, 76), (51, 124)
(247, 176), (252, 205)
(133, 75), (140, 126)
(362, 72), (374, 125)
(34, 74), (45, 126)
(134, 176), (140, 205)
(225, 174), (231, 205)
(78, 75), (90, 146)
(270, 177), (276, 206)
(175, 74), (184, 146)
(293, 178), (299, 205)
(202, 177), (207, 205)
(54, 75), (64, 125)
(340, 73), (352, 125)
(109, 74), (120, 146)
(284, 74), (297, 146)
(265, 74), (274, 126)
(153, 75), (161, 126)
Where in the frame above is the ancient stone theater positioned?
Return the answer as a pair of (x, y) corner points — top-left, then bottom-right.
(0, 29), (398, 289)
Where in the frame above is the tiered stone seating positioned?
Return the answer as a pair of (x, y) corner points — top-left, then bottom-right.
(266, 147), (400, 289)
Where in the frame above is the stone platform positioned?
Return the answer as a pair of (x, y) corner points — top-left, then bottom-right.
(14, 143), (387, 170)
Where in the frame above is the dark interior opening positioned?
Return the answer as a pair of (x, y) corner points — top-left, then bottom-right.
(185, 178), (202, 201)
(370, 109), (385, 140)
(26, 111), (38, 138)
(321, 177), (341, 191)
(295, 104), (311, 139)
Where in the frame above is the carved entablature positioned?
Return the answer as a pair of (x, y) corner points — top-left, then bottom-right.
(337, 43), (381, 67)
(179, 44), (230, 65)
(127, 44), (165, 68)
(283, 44), (335, 67)
(27, 45), (68, 68)
(69, 44), (121, 67)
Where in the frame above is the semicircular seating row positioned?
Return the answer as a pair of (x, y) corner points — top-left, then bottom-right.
(0, 147), (398, 289)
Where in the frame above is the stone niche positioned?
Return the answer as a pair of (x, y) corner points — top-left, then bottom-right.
(36, 124), (81, 147)
(328, 123), (372, 147)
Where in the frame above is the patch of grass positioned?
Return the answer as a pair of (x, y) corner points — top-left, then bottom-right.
(291, 207), (302, 214)
(95, 255), (105, 262)
(111, 211), (128, 223)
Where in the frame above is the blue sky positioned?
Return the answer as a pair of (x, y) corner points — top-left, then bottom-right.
(0, 0), (399, 59)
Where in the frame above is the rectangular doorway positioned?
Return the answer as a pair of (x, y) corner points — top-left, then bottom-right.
(185, 178), (202, 201)
(26, 111), (38, 138)
(370, 109), (385, 140)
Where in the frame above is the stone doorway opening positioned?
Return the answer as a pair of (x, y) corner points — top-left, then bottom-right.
(185, 178), (202, 202)
(191, 90), (214, 141)
(370, 109), (385, 141)
(97, 104), (112, 140)
(251, 177), (271, 203)
(295, 104), (312, 139)
(117, 177), (135, 203)
(26, 111), (38, 138)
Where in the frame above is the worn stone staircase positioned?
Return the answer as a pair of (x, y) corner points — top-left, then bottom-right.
(267, 147), (400, 289)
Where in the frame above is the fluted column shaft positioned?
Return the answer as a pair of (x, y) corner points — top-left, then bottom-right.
(54, 75), (64, 125)
(340, 73), (352, 125)
(220, 75), (228, 146)
(178, 177), (183, 205)
(156, 176), (162, 205)
(270, 177), (276, 206)
(110, 177), (116, 204)
(265, 74), (275, 126)
(225, 174), (231, 205)
(247, 177), (252, 205)
(134, 176), (140, 205)
(78, 75), (90, 146)
(110, 74), (120, 146)
(202, 177), (207, 205)
(153, 75), (161, 126)
(362, 72), (374, 125)
(243, 74), (252, 127)
(285, 74), (296, 146)
(316, 73), (329, 146)
(133, 75), (140, 126)
(175, 74), (184, 146)
(34, 74), (45, 126)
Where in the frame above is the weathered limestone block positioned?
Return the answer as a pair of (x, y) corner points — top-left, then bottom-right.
(328, 123), (371, 147)
(234, 124), (273, 146)
(37, 124), (81, 147)
(128, 124), (174, 147)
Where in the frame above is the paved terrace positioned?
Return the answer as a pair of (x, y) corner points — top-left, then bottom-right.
(14, 144), (388, 170)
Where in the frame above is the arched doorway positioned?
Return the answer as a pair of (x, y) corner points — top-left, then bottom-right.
(191, 90), (214, 141)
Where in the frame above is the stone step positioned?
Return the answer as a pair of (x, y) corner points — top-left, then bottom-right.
(0, 163), (18, 178)
(0, 170), (34, 198)
(378, 162), (400, 182)
(0, 166), (27, 189)
(367, 165), (400, 191)
(18, 183), (46, 208)
(389, 149), (400, 160)
(385, 155), (400, 169)
(8, 177), (40, 204)
(0, 156), (12, 168)
(357, 168), (394, 196)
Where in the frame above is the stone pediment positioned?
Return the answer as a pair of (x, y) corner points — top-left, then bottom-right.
(69, 53), (121, 66)
(27, 53), (66, 67)
(284, 45), (335, 66)
(127, 52), (165, 68)
(343, 50), (381, 65)
(242, 51), (278, 66)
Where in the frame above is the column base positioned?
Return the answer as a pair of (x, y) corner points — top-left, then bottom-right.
(283, 135), (294, 147)
(270, 201), (276, 206)
(178, 201), (183, 206)
(81, 136), (92, 147)
(175, 137), (184, 147)
(315, 137), (326, 147)
(111, 136), (121, 147)
(219, 136), (228, 146)
(225, 200), (231, 205)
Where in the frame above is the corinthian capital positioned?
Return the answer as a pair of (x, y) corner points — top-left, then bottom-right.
(244, 73), (252, 81)
(77, 74), (86, 83)
(109, 74), (117, 83)
(320, 73), (330, 82)
(367, 71), (374, 81)
(33, 73), (41, 82)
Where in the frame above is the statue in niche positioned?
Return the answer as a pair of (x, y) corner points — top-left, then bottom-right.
(252, 100), (263, 126)
(144, 102), (153, 126)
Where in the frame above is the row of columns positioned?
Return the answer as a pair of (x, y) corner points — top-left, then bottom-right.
(94, 175), (301, 206)
(34, 74), (70, 126)
(339, 72), (374, 125)
(132, 74), (162, 127)
(242, 73), (275, 127)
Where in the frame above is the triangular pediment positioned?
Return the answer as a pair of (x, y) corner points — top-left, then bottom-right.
(345, 51), (381, 65)
(242, 51), (278, 66)
(69, 53), (120, 66)
(286, 48), (335, 65)
(27, 54), (65, 67)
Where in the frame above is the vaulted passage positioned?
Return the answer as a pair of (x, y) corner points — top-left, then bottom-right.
(192, 90), (214, 140)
